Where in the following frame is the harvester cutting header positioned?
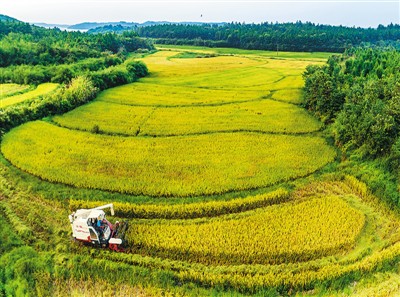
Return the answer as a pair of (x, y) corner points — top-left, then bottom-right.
(69, 203), (128, 251)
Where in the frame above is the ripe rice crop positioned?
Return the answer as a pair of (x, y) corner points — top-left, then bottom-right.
(53, 99), (322, 136)
(93, 178), (400, 292)
(0, 83), (59, 108)
(127, 196), (365, 265)
(270, 75), (305, 90)
(139, 51), (321, 94)
(52, 101), (151, 135)
(0, 83), (30, 99)
(96, 82), (262, 106)
(142, 51), (262, 81)
(157, 45), (333, 61)
(272, 89), (304, 104)
(69, 188), (289, 219)
(1, 121), (335, 197)
(161, 66), (283, 90)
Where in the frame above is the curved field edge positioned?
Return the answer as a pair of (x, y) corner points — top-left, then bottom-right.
(0, 83), (60, 108)
(0, 83), (32, 99)
(89, 177), (400, 293)
(1, 121), (335, 197)
(127, 196), (366, 265)
(2, 150), (400, 296)
(69, 188), (291, 219)
(95, 82), (268, 106)
(51, 98), (322, 136)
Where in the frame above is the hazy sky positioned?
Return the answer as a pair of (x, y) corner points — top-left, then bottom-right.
(1, 0), (399, 28)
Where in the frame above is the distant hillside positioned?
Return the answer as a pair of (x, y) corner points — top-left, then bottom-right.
(68, 21), (139, 30)
(0, 14), (19, 22)
(31, 19), (226, 32)
(33, 22), (70, 29)
(87, 24), (135, 34)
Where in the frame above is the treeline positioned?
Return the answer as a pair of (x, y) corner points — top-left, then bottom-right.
(303, 47), (400, 204)
(0, 20), (154, 67)
(0, 56), (123, 85)
(137, 22), (400, 53)
(303, 48), (400, 156)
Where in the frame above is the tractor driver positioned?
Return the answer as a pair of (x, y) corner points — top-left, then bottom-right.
(96, 214), (105, 237)
(97, 214), (113, 237)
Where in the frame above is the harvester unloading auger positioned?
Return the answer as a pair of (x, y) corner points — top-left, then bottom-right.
(69, 203), (128, 252)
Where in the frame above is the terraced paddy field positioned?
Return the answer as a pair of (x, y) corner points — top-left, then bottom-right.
(2, 47), (400, 296)
(0, 83), (31, 99)
(0, 82), (59, 109)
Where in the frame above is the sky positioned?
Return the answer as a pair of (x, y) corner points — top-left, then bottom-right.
(1, 0), (399, 28)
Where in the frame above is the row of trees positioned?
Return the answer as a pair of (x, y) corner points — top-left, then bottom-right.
(303, 47), (400, 205)
(137, 22), (400, 53)
(303, 48), (400, 157)
(0, 20), (154, 67)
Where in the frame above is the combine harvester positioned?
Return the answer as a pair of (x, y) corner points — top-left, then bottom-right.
(69, 203), (128, 251)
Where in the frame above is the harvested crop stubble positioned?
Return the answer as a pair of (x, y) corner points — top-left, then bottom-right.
(1, 121), (335, 197)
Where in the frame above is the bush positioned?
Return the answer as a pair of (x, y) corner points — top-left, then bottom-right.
(126, 61), (148, 78)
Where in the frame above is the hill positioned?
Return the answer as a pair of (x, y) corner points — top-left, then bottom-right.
(0, 14), (19, 22)
(68, 21), (139, 30)
(33, 22), (70, 29)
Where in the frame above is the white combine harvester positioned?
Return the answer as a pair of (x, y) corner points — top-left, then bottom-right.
(69, 203), (128, 251)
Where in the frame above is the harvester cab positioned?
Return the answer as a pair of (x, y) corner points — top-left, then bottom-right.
(69, 203), (128, 251)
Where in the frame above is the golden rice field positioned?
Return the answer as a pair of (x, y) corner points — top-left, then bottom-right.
(128, 196), (365, 265)
(4, 47), (400, 295)
(0, 82), (59, 108)
(272, 88), (304, 104)
(96, 82), (263, 106)
(0, 83), (31, 99)
(1, 121), (335, 196)
(53, 99), (322, 136)
(70, 188), (290, 219)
